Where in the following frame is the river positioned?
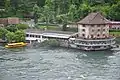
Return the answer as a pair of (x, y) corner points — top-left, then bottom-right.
(0, 46), (120, 80)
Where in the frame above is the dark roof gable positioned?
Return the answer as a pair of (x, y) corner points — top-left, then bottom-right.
(77, 12), (110, 24)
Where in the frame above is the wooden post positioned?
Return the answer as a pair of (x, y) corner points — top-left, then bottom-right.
(30, 40), (32, 44)
(40, 35), (43, 42)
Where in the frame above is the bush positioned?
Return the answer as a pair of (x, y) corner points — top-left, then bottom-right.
(109, 30), (120, 32)
(17, 24), (29, 30)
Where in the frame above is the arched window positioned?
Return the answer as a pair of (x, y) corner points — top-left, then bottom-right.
(103, 34), (105, 37)
(97, 34), (100, 37)
(92, 29), (94, 32)
(98, 29), (100, 31)
(103, 29), (105, 31)
(82, 29), (85, 32)
(91, 35), (94, 38)
(82, 34), (85, 37)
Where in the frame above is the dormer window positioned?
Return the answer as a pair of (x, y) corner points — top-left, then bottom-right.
(83, 24), (85, 27)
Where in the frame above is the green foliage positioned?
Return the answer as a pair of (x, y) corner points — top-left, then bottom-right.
(110, 30), (120, 32)
(5, 30), (25, 43)
(6, 31), (15, 43)
(0, 28), (8, 39)
(5, 25), (18, 32)
(107, 2), (120, 20)
(0, 26), (25, 43)
(16, 24), (29, 30)
(33, 4), (40, 24)
(14, 30), (25, 42)
(0, 0), (120, 22)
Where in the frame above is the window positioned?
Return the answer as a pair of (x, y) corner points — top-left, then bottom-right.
(91, 35), (94, 38)
(26, 34), (29, 37)
(103, 29), (105, 31)
(98, 29), (100, 31)
(97, 34), (100, 37)
(92, 29), (94, 32)
(82, 29), (85, 32)
(83, 24), (85, 27)
(103, 34), (105, 36)
(82, 34), (85, 37)
(30, 35), (32, 37)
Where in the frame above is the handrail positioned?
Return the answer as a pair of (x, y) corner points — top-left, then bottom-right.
(74, 37), (115, 42)
(74, 41), (115, 46)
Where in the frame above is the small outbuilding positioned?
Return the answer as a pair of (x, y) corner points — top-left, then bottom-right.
(0, 17), (20, 26)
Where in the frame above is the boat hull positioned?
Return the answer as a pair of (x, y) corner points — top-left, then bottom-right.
(5, 42), (27, 48)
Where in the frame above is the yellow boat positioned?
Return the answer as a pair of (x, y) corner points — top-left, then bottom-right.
(5, 42), (27, 48)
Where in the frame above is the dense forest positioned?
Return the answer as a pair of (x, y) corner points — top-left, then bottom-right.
(0, 0), (120, 24)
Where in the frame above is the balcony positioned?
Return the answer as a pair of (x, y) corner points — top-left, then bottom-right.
(74, 41), (115, 46)
(74, 37), (115, 42)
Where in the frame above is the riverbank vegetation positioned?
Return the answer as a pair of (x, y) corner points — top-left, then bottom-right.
(0, 0), (120, 30)
(110, 30), (120, 37)
(0, 0), (120, 40)
(0, 24), (28, 43)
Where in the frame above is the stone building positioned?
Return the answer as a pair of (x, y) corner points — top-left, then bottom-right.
(77, 12), (110, 39)
(69, 12), (116, 50)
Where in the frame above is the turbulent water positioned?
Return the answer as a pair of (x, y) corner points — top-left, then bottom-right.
(0, 46), (120, 80)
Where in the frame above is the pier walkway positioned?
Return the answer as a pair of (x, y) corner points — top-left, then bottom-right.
(25, 29), (75, 43)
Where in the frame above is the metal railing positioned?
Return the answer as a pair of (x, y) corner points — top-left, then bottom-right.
(74, 41), (115, 46)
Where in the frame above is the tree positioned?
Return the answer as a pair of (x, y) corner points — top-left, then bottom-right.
(68, 4), (76, 21)
(14, 30), (25, 42)
(6, 31), (15, 43)
(10, 0), (20, 15)
(107, 2), (120, 21)
(5, 29), (25, 43)
(78, 3), (91, 19)
(5, 0), (10, 11)
(5, 25), (18, 32)
(42, 5), (54, 26)
(33, 4), (40, 25)
(57, 14), (68, 31)
(0, 9), (6, 18)
(0, 28), (8, 40)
